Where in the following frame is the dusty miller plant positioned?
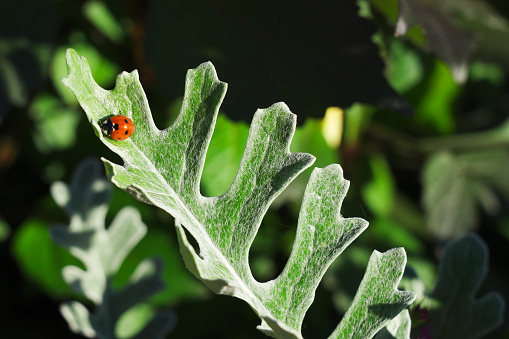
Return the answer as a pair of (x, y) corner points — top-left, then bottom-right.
(51, 157), (175, 338)
(62, 48), (416, 338)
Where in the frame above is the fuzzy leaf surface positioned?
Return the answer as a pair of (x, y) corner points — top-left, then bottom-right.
(330, 248), (415, 338)
(63, 48), (414, 338)
(374, 310), (412, 339)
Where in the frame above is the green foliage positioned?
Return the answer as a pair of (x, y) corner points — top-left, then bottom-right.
(374, 310), (411, 339)
(83, 0), (125, 43)
(329, 248), (413, 338)
(362, 154), (395, 217)
(385, 38), (423, 94)
(3, 1), (509, 338)
(423, 150), (509, 239)
(372, 0), (509, 83)
(12, 218), (76, 296)
(412, 61), (460, 134)
(394, 0), (477, 84)
(51, 38), (120, 106)
(114, 227), (209, 305)
(201, 114), (249, 197)
(412, 234), (505, 339)
(277, 117), (339, 209)
(50, 157), (175, 338)
(29, 93), (81, 153)
(194, 107), (338, 209)
(62, 49), (415, 338)
(342, 103), (375, 147)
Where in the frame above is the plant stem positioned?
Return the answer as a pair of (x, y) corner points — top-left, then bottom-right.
(417, 118), (509, 152)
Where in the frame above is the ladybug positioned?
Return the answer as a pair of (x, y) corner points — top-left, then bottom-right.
(100, 115), (135, 141)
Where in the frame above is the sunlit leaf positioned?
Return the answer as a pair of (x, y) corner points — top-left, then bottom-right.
(51, 41), (120, 105)
(374, 309), (412, 339)
(63, 49), (415, 338)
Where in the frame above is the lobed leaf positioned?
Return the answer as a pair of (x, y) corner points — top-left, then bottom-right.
(424, 233), (504, 338)
(63, 48), (415, 338)
(374, 309), (412, 339)
(330, 248), (415, 338)
(50, 158), (174, 338)
(60, 301), (96, 338)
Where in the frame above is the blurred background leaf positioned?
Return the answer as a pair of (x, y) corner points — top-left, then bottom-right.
(11, 219), (77, 297)
(410, 234), (505, 339)
(423, 150), (509, 239)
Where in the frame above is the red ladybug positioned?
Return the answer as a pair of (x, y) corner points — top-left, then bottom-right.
(101, 115), (135, 141)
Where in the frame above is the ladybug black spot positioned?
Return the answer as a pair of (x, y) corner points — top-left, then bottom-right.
(100, 118), (114, 135)
(125, 131), (129, 135)
(113, 123), (119, 130)
(124, 119), (129, 123)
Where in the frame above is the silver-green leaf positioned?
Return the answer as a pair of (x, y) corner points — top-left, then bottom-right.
(63, 48), (415, 338)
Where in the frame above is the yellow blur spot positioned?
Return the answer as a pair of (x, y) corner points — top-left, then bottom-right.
(321, 107), (343, 148)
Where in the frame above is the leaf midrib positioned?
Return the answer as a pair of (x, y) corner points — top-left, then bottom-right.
(69, 54), (300, 338)
(107, 103), (285, 336)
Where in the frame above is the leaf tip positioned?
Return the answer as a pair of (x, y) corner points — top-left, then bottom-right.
(65, 48), (78, 65)
(191, 61), (224, 84)
(62, 48), (92, 90)
(457, 232), (488, 255)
